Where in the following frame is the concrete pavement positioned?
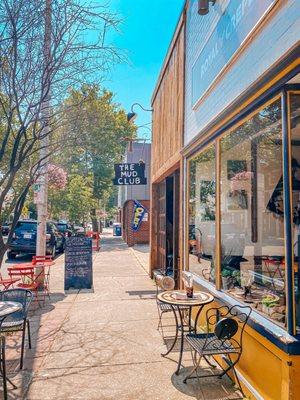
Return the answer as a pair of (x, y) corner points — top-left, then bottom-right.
(1, 230), (241, 399)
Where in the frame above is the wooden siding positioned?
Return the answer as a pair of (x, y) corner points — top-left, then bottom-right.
(151, 17), (185, 182)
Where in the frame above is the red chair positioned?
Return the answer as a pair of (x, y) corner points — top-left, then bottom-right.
(32, 255), (54, 266)
(31, 256), (54, 298)
(7, 266), (43, 305)
(0, 273), (20, 290)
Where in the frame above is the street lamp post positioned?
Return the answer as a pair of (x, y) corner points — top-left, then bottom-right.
(36, 0), (52, 258)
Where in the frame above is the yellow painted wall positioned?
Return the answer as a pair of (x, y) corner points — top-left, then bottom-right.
(191, 282), (300, 400)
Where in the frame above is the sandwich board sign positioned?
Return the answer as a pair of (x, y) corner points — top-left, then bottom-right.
(64, 236), (93, 292)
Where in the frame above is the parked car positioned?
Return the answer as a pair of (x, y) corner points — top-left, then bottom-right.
(73, 225), (85, 236)
(56, 221), (73, 238)
(7, 220), (65, 260)
(1, 222), (10, 236)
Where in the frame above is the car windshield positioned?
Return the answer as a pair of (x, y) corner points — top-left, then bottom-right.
(57, 224), (67, 232)
(16, 221), (37, 231)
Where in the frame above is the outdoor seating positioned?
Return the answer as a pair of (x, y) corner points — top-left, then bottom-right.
(7, 266), (43, 305)
(32, 255), (54, 266)
(154, 271), (175, 330)
(0, 289), (33, 370)
(0, 301), (23, 400)
(0, 273), (20, 290)
(183, 304), (251, 396)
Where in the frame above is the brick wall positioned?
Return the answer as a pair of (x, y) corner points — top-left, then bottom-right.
(122, 200), (150, 247)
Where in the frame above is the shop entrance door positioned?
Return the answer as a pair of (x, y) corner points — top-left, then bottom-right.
(156, 170), (180, 282)
(166, 171), (180, 282)
(157, 180), (167, 273)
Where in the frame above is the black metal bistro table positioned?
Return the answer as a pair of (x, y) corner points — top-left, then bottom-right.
(0, 301), (22, 400)
(157, 290), (214, 375)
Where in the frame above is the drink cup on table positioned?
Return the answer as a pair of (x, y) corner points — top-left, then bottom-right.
(182, 271), (194, 298)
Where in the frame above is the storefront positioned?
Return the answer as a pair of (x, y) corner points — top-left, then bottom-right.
(150, 12), (185, 284)
(183, 0), (300, 398)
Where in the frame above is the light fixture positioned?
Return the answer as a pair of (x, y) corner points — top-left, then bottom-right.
(126, 112), (137, 123)
(198, 0), (216, 15)
(127, 103), (153, 123)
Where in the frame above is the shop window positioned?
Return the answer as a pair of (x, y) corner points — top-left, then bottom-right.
(188, 144), (216, 283)
(290, 93), (300, 330)
(220, 98), (285, 326)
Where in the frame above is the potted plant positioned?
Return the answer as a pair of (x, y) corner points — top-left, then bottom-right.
(232, 270), (241, 286)
(261, 295), (278, 315)
(222, 269), (234, 290)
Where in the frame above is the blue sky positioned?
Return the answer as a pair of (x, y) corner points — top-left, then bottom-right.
(105, 0), (184, 139)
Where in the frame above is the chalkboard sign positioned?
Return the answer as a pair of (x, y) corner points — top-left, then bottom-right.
(64, 236), (93, 291)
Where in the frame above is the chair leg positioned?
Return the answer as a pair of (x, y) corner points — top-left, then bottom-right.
(228, 354), (245, 397)
(20, 320), (26, 370)
(203, 355), (216, 368)
(218, 355), (239, 379)
(157, 310), (163, 331)
(1, 336), (7, 400)
(183, 353), (203, 384)
(27, 320), (32, 349)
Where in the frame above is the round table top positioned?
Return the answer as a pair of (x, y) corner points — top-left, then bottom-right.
(0, 301), (22, 318)
(157, 290), (214, 307)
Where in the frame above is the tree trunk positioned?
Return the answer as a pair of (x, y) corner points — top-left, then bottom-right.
(0, 242), (8, 269)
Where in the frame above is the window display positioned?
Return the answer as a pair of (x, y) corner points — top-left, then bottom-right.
(220, 98), (285, 325)
(188, 144), (216, 283)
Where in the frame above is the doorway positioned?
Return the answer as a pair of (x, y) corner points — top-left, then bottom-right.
(156, 169), (180, 284)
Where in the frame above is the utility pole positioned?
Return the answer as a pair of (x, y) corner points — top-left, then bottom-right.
(36, 0), (51, 257)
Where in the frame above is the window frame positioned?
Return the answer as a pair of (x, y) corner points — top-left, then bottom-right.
(185, 87), (300, 336)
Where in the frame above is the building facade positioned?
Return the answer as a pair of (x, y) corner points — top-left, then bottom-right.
(150, 12), (185, 283)
(118, 142), (151, 246)
(152, 0), (300, 398)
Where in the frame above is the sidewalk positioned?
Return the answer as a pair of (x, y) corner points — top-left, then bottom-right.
(3, 231), (240, 400)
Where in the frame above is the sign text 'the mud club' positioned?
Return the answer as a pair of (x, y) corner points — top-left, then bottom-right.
(113, 163), (147, 185)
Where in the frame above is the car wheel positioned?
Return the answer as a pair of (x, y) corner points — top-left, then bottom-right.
(7, 251), (16, 260)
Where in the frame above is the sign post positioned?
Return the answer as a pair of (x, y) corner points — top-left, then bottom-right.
(64, 236), (93, 292)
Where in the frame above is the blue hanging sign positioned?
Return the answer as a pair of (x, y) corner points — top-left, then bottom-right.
(191, 0), (276, 106)
(132, 201), (147, 232)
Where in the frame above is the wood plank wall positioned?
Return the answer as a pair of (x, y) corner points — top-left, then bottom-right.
(149, 14), (185, 275)
(151, 17), (185, 183)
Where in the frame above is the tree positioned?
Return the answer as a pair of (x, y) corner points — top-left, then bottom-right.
(0, 0), (120, 265)
(54, 85), (136, 226)
(66, 175), (96, 225)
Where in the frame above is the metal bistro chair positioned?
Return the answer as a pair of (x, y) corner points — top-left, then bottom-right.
(0, 289), (33, 370)
(154, 272), (189, 343)
(183, 304), (251, 396)
(0, 310), (17, 400)
(154, 272), (176, 331)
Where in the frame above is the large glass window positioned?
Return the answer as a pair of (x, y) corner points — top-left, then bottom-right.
(188, 144), (216, 283)
(220, 98), (285, 325)
(290, 93), (300, 330)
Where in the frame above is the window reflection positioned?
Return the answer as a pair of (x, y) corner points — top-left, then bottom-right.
(188, 145), (216, 282)
(220, 98), (286, 326)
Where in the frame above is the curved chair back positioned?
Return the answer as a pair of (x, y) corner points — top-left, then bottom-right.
(0, 289), (33, 322)
(155, 273), (175, 291)
(206, 304), (251, 349)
